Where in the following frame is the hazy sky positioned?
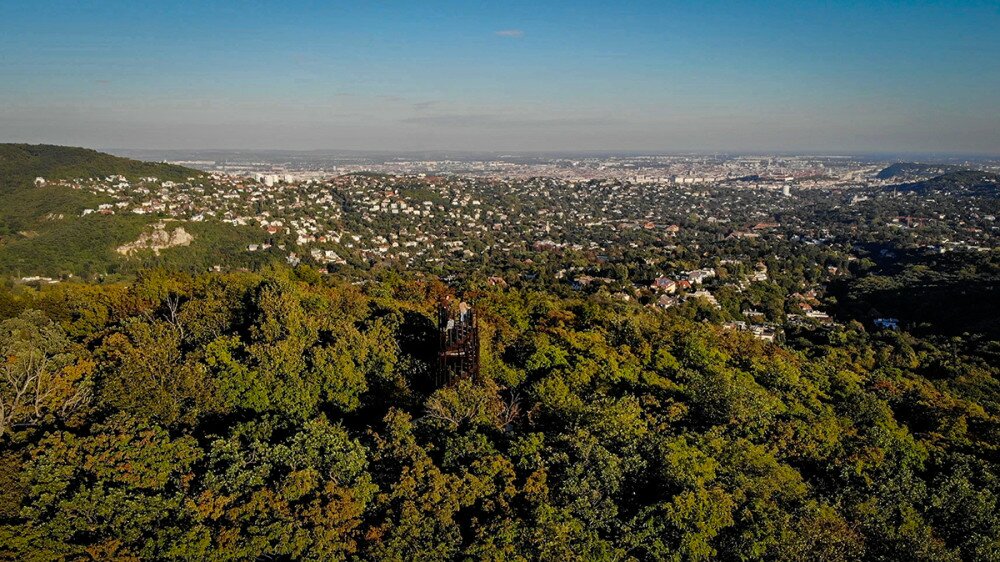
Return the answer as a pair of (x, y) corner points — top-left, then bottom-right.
(1, 0), (998, 154)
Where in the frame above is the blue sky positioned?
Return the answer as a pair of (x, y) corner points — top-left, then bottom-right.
(1, 0), (998, 153)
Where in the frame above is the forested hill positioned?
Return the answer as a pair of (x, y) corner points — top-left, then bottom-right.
(894, 170), (1000, 197)
(0, 268), (997, 560)
(876, 162), (965, 181)
(0, 144), (199, 189)
(0, 145), (267, 278)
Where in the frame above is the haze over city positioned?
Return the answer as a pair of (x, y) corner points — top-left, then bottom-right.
(2, 0), (999, 154)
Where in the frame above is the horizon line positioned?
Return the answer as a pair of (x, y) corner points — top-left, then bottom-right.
(4, 141), (1000, 160)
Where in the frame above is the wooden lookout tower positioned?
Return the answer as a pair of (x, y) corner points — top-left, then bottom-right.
(436, 298), (480, 387)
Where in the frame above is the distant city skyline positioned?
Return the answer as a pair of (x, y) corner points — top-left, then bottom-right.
(2, 0), (998, 154)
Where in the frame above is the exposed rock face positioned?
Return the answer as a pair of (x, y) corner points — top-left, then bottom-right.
(117, 222), (194, 256)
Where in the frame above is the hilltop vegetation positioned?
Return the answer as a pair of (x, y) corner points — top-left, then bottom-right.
(0, 144), (198, 189)
(0, 268), (996, 560)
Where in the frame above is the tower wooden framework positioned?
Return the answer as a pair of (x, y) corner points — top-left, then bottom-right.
(436, 299), (480, 387)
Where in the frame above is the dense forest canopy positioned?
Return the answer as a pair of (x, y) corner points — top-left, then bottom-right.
(0, 267), (996, 561)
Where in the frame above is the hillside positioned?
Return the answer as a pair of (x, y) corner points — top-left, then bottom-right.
(0, 214), (273, 278)
(0, 145), (270, 279)
(894, 170), (1000, 197)
(876, 162), (965, 181)
(0, 143), (200, 190)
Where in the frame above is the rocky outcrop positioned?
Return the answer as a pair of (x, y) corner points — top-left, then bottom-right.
(117, 222), (194, 256)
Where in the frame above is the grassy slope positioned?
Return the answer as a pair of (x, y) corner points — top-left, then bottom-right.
(0, 185), (107, 235)
(117, 220), (279, 275)
(0, 215), (148, 277)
